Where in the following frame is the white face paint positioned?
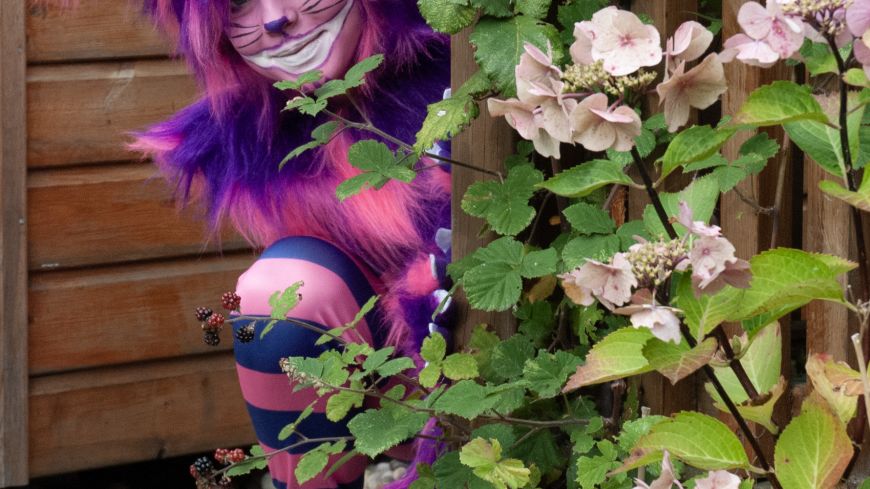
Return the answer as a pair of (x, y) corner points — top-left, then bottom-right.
(241, 0), (354, 76)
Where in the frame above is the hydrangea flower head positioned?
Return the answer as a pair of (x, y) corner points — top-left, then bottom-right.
(667, 20), (715, 63)
(656, 53), (728, 132)
(570, 93), (642, 152)
(577, 7), (664, 76)
(694, 471), (741, 489)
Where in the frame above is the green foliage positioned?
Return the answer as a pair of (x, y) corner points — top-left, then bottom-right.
(563, 327), (655, 390)
(417, 0), (477, 33)
(347, 387), (430, 457)
(414, 70), (493, 154)
(280, 121), (340, 168)
(460, 438), (531, 489)
(563, 202), (616, 235)
(295, 441), (347, 485)
(734, 80), (828, 127)
(336, 140), (417, 201)
(784, 91), (864, 177)
(538, 160), (634, 198)
(462, 164), (544, 235)
(643, 337), (718, 385)
(225, 445), (269, 477)
(658, 125), (736, 182)
(522, 350), (584, 398)
(819, 170), (870, 212)
(799, 40), (851, 76)
(643, 175), (719, 238)
(419, 332), (480, 387)
(470, 16), (563, 97)
(775, 398), (853, 489)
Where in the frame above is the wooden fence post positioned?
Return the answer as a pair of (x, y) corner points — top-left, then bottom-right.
(0, 0), (30, 485)
(450, 30), (517, 343)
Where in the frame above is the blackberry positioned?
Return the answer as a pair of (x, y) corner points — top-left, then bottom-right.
(235, 324), (255, 344)
(214, 448), (229, 465)
(203, 331), (221, 347)
(221, 291), (242, 311)
(195, 307), (213, 322)
(228, 448), (246, 463)
(207, 313), (226, 330)
(193, 456), (214, 476)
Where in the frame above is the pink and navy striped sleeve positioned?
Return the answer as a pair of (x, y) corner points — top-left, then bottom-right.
(232, 236), (391, 489)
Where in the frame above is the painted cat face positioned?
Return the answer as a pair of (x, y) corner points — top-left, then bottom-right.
(228, 0), (364, 82)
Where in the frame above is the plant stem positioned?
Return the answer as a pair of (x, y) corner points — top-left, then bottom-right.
(852, 333), (870, 435)
(712, 326), (761, 401)
(211, 435), (355, 479)
(633, 148), (781, 487)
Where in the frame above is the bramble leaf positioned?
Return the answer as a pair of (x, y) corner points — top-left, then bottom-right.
(462, 164), (544, 235)
(563, 202), (616, 235)
(460, 438), (531, 489)
(417, 0), (476, 34)
(295, 441), (347, 485)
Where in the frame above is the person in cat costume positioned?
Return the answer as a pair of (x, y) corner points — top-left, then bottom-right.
(128, 0), (453, 487)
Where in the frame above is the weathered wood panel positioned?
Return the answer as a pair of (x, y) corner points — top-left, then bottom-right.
(0, 0), (30, 485)
(451, 28), (516, 342)
(27, 60), (197, 168)
(29, 254), (255, 375)
(29, 353), (255, 477)
(26, 0), (170, 63)
(28, 163), (248, 270)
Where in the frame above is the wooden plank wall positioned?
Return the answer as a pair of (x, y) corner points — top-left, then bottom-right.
(1, 1), (30, 485)
(13, 1), (257, 481)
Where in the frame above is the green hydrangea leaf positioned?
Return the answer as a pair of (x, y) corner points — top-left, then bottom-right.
(734, 80), (828, 127)
(537, 159), (633, 198)
(819, 176), (870, 212)
(643, 337), (719, 385)
(563, 327), (655, 390)
(643, 175), (719, 238)
(775, 398), (853, 489)
(659, 125), (737, 182)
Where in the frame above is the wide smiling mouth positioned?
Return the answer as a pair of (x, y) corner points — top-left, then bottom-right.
(271, 30), (327, 58)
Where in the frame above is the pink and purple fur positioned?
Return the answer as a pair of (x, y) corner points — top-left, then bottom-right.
(131, 1), (451, 487)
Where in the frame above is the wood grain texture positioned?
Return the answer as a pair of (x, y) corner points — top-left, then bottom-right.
(26, 0), (170, 63)
(29, 254), (256, 375)
(632, 0), (699, 417)
(27, 59), (197, 168)
(28, 163), (249, 270)
(0, 0), (31, 484)
(804, 163), (851, 360)
(29, 353), (255, 477)
(450, 28), (516, 342)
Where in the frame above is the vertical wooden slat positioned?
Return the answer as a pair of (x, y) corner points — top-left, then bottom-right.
(631, 0), (699, 416)
(451, 30), (516, 342)
(0, 0), (30, 485)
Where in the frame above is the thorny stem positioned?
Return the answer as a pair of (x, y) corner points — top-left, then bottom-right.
(210, 435), (355, 479)
(633, 148), (781, 488)
(323, 109), (504, 179)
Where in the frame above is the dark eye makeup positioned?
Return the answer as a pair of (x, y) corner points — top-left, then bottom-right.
(230, 0), (251, 11)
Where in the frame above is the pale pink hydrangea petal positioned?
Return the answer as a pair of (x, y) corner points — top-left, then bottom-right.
(677, 201), (722, 237)
(691, 236), (736, 290)
(618, 304), (683, 344)
(590, 9), (663, 76)
(656, 54), (727, 132)
(633, 451), (684, 489)
(571, 93), (642, 152)
(668, 20), (714, 63)
(488, 98), (563, 158)
(571, 22), (596, 65)
(738, 1), (773, 39)
(855, 34), (870, 77)
(848, 0), (870, 37)
(569, 253), (637, 309)
(695, 470), (740, 489)
(694, 258), (752, 295)
(539, 96), (577, 144)
(559, 270), (596, 306)
(720, 33), (779, 67)
(764, 15), (805, 58)
(516, 42), (562, 105)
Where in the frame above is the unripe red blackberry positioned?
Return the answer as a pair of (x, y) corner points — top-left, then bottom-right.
(214, 448), (230, 464)
(203, 331), (220, 347)
(228, 448), (246, 463)
(235, 324), (255, 344)
(189, 464), (199, 479)
(195, 307), (213, 322)
(221, 291), (242, 311)
(205, 313), (226, 332)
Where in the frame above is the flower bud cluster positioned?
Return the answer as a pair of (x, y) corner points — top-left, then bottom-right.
(625, 238), (689, 289)
(781, 0), (852, 37)
(563, 61), (657, 97)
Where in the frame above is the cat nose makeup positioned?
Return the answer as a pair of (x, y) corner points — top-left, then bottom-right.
(228, 0), (364, 82)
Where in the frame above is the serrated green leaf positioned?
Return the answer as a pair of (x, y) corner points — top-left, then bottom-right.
(295, 441), (347, 484)
(537, 159), (633, 198)
(514, 0), (551, 19)
(326, 388), (364, 423)
(470, 16), (563, 97)
(519, 248), (558, 278)
(522, 350), (583, 398)
(674, 273), (741, 338)
(419, 363), (442, 388)
(225, 444), (269, 477)
(819, 177), (870, 212)
(342, 54), (384, 90)
(434, 380), (497, 419)
(470, 0), (513, 16)
(433, 451), (492, 489)
(461, 438), (531, 489)
(491, 336), (536, 380)
(377, 357), (416, 377)
(561, 234), (621, 269)
(274, 70), (323, 91)
(845, 67), (870, 87)
(337, 140), (416, 201)
(415, 94), (480, 154)
(625, 412), (751, 472)
(616, 416), (668, 453)
(734, 80), (828, 127)
(461, 165), (544, 236)
(417, 0), (476, 33)
(362, 347), (395, 373)
(563, 327), (655, 390)
(268, 281), (304, 320)
(775, 398), (853, 489)
(799, 40), (850, 76)
(464, 262), (522, 311)
(563, 202), (616, 235)
(576, 440), (621, 489)
(421, 332), (447, 363)
(659, 125), (736, 182)
(443, 353), (480, 380)
(348, 404), (429, 458)
(281, 121), (341, 168)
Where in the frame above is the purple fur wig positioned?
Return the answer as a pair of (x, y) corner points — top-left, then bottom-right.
(132, 0), (452, 357)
